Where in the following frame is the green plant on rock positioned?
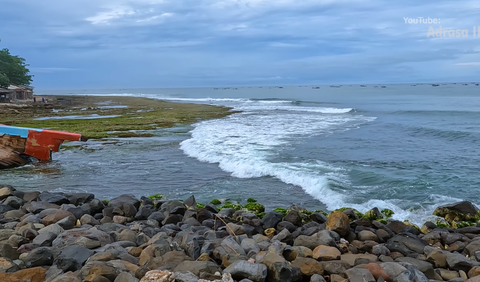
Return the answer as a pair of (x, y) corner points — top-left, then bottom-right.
(256, 212), (266, 219)
(222, 201), (234, 209)
(273, 207), (288, 217)
(210, 199), (221, 205)
(381, 209), (394, 218)
(196, 203), (205, 209)
(233, 203), (243, 211)
(377, 219), (388, 224)
(247, 198), (257, 203)
(451, 221), (476, 229)
(244, 202), (265, 214)
(300, 209), (313, 215)
(315, 210), (328, 216)
(148, 194), (163, 201)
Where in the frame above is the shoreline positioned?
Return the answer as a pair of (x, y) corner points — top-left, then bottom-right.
(0, 95), (234, 139)
(0, 185), (480, 281)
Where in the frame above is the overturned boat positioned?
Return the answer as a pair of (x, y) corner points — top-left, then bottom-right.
(0, 124), (87, 169)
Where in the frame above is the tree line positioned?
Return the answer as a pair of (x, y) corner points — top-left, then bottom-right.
(0, 40), (33, 88)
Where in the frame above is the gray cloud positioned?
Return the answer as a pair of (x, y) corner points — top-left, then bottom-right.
(0, 0), (479, 88)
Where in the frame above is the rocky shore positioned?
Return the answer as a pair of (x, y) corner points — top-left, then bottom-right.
(1, 185), (480, 282)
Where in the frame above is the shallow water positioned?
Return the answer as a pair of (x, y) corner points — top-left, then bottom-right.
(2, 83), (479, 225)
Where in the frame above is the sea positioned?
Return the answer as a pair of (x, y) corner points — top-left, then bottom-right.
(2, 83), (480, 226)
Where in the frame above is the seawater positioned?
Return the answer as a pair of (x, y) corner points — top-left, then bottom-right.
(2, 83), (479, 226)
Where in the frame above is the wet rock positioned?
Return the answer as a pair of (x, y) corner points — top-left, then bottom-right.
(161, 201), (185, 214)
(284, 210), (302, 226)
(38, 192), (70, 205)
(223, 260), (268, 282)
(310, 213), (327, 224)
(325, 211), (350, 237)
(262, 212), (283, 230)
(55, 245), (95, 271)
(386, 221), (419, 235)
(433, 201), (480, 223)
(109, 194), (141, 210)
(22, 247), (54, 267)
(25, 201), (60, 214)
(67, 193), (95, 205)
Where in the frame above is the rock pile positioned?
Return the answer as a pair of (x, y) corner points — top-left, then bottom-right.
(1, 184), (480, 282)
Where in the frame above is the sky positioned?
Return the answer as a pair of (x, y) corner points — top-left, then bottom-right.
(0, 0), (479, 89)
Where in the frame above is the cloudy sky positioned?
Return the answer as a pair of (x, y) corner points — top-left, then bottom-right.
(0, 0), (479, 89)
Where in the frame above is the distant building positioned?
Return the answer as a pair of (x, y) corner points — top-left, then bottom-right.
(0, 84), (34, 102)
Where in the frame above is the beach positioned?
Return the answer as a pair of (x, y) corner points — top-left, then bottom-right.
(1, 185), (480, 281)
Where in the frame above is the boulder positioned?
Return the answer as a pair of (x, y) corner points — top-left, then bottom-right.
(223, 260), (268, 282)
(291, 257), (324, 277)
(312, 245), (341, 261)
(52, 227), (113, 249)
(0, 267), (47, 282)
(54, 245), (95, 271)
(433, 201), (480, 223)
(325, 211), (350, 237)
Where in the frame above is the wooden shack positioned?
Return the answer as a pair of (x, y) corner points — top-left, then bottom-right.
(0, 84), (34, 102)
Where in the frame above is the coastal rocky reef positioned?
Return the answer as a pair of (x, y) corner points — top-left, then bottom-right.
(1, 185), (480, 281)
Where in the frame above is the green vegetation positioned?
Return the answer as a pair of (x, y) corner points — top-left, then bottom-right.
(3, 96), (233, 139)
(381, 209), (395, 218)
(0, 41), (33, 87)
(210, 199), (221, 205)
(273, 207), (288, 217)
(244, 202), (265, 214)
(148, 194), (163, 201)
(196, 203), (205, 209)
(247, 198), (257, 203)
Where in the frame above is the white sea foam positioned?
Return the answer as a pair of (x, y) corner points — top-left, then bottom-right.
(179, 99), (379, 216)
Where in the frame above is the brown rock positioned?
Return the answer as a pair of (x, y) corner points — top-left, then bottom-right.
(326, 211), (350, 237)
(364, 263), (392, 282)
(126, 246), (144, 257)
(468, 266), (480, 278)
(357, 230), (378, 242)
(0, 267), (47, 282)
(291, 257), (324, 276)
(313, 245), (341, 261)
(196, 253), (211, 261)
(140, 270), (175, 282)
(80, 262), (117, 282)
(467, 276), (480, 282)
